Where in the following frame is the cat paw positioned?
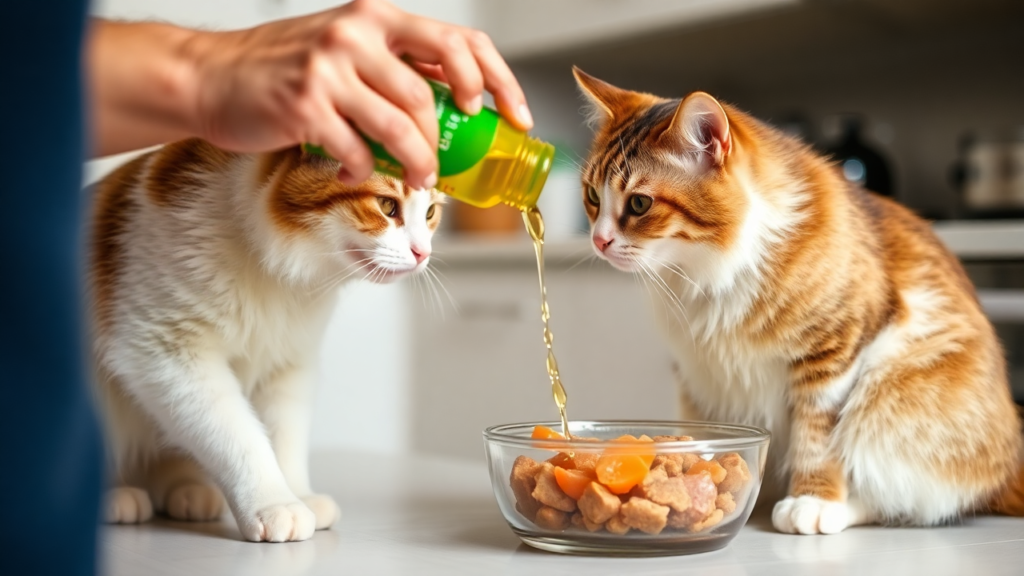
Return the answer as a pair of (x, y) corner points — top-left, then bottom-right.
(105, 487), (153, 524)
(301, 494), (340, 530)
(772, 495), (850, 535)
(165, 483), (224, 521)
(238, 501), (316, 542)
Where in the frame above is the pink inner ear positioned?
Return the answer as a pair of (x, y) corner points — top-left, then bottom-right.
(665, 92), (732, 165)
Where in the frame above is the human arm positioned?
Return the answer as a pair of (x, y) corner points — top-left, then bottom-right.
(86, 0), (533, 188)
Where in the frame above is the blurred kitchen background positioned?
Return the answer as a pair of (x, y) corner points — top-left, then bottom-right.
(87, 0), (1024, 461)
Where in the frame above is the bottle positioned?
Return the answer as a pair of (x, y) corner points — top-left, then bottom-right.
(303, 80), (555, 210)
(957, 128), (1024, 219)
(826, 116), (894, 197)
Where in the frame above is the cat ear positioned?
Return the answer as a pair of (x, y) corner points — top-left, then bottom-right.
(572, 66), (636, 126)
(659, 92), (732, 167)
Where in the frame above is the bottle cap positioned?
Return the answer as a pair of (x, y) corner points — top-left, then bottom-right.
(502, 137), (556, 210)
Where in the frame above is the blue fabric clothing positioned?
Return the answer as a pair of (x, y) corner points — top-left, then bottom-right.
(0, 2), (103, 575)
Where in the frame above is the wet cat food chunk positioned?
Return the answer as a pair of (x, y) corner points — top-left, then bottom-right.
(577, 481), (621, 524)
(716, 452), (752, 496)
(716, 492), (736, 514)
(535, 505), (570, 530)
(604, 513), (631, 535)
(532, 463), (577, 512)
(582, 514), (604, 532)
(666, 471), (718, 530)
(570, 452), (600, 474)
(642, 476), (693, 513)
(620, 497), (670, 535)
(650, 454), (683, 476)
(689, 508), (725, 533)
(509, 455), (542, 521)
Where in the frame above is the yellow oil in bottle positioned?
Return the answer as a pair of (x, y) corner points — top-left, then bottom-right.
(436, 119), (554, 210)
(522, 206), (571, 440)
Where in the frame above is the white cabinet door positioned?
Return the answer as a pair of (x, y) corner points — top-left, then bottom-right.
(410, 258), (678, 460)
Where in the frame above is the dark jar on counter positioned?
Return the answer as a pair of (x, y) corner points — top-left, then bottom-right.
(826, 116), (894, 198)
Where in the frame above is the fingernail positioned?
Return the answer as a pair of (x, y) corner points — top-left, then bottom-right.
(423, 172), (438, 189)
(518, 103), (534, 129)
(465, 95), (483, 115)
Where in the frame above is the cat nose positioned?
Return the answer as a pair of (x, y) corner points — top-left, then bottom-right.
(593, 234), (613, 252)
(411, 246), (430, 264)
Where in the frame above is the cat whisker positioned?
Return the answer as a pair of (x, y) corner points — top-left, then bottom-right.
(313, 248), (376, 258)
(565, 252), (599, 273)
(412, 273), (427, 311)
(363, 263), (385, 285)
(553, 242), (594, 267)
(426, 266), (458, 293)
(636, 259), (697, 351)
(646, 255), (709, 304)
(311, 257), (375, 297)
(425, 265), (459, 316)
(422, 266), (445, 319)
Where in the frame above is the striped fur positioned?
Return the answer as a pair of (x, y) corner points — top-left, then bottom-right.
(574, 68), (1024, 534)
(88, 139), (442, 542)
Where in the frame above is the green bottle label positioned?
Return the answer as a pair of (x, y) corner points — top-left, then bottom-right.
(305, 81), (499, 179)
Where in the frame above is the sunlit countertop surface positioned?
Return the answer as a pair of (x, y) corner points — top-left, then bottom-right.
(101, 450), (1024, 576)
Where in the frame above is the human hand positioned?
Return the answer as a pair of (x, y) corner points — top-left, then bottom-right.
(186, 0), (532, 188)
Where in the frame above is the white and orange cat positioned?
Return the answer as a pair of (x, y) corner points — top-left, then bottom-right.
(574, 68), (1024, 534)
(89, 140), (442, 542)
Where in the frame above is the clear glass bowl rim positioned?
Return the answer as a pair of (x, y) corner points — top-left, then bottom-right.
(483, 419), (771, 451)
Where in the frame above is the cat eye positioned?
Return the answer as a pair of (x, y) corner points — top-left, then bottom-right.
(586, 186), (601, 206)
(426, 204), (436, 220)
(377, 197), (398, 218)
(628, 195), (653, 216)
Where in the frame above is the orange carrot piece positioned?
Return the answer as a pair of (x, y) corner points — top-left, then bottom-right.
(532, 425), (565, 440)
(687, 459), (727, 484)
(554, 467), (594, 500)
(604, 434), (656, 468)
(595, 454), (649, 495)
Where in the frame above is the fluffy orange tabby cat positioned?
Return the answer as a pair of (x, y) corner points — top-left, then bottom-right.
(89, 140), (442, 542)
(573, 67), (1024, 534)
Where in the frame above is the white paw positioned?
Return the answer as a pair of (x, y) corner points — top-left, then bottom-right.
(772, 495), (850, 535)
(238, 501), (316, 542)
(105, 487), (153, 524)
(301, 494), (340, 530)
(165, 483), (224, 521)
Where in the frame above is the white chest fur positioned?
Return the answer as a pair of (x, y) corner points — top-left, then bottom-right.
(220, 278), (337, 392)
(648, 275), (792, 476)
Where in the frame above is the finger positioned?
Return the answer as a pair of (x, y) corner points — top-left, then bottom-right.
(332, 74), (437, 188)
(409, 62), (446, 84)
(309, 104), (374, 185)
(464, 30), (533, 130)
(393, 21), (484, 116)
(353, 53), (439, 152)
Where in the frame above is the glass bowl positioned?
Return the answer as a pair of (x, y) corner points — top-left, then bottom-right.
(483, 420), (770, 556)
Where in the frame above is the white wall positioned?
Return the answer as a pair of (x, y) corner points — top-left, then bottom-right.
(87, 0), (477, 454)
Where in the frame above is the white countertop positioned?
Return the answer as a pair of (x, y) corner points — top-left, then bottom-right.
(101, 450), (1024, 576)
